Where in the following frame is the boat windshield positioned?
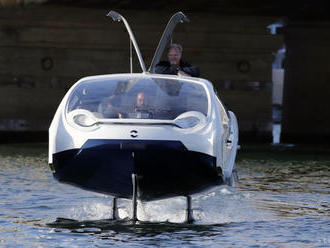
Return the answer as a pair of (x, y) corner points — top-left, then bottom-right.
(66, 76), (208, 120)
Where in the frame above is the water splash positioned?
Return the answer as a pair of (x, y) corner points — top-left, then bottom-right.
(65, 185), (276, 225)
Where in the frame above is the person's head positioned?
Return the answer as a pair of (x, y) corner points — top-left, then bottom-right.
(167, 43), (182, 66)
(136, 92), (146, 107)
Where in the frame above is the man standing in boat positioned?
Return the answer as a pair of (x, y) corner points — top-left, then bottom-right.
(155, 44), (200, 77)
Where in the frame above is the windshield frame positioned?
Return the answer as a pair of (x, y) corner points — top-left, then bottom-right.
(64, 74), (212, 125)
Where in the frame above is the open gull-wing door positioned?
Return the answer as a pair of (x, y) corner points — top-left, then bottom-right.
(107, 11), (146, 73)
(148, 12), (189, 73)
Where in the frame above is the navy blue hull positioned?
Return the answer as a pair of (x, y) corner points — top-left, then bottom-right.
(51, 139), (222, 200)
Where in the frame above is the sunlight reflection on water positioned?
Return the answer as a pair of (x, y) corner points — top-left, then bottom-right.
(0, 143), (329, 247)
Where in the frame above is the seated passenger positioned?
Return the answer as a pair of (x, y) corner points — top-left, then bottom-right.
(98, 96), (123, 118)
(128, 92), (152, 119)
(133, 92), (147, 112)
(155, 43), (200, 77)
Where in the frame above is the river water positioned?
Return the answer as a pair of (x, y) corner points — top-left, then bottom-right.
(0, 143), (329, 247)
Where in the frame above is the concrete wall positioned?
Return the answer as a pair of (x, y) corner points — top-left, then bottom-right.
(0, 7), (282, 134)
(282, 22), (330, 141)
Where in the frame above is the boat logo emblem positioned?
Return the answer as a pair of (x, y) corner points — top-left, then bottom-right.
(130, 130), (138, 138)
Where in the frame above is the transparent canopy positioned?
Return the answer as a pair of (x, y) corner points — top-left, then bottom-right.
(66, 76), (208, 121)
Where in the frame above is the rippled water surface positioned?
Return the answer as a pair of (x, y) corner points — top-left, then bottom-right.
(0, 143), (329, 247)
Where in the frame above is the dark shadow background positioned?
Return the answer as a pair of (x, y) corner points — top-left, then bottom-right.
(0, 0), (330, 144)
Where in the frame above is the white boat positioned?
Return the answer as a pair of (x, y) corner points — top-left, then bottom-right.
(48, 11), (239, 223)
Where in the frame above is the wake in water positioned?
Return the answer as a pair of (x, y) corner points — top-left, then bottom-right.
(52, 185), (276, 227)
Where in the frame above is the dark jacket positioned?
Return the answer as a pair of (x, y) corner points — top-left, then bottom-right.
(155, 61), (200, 77)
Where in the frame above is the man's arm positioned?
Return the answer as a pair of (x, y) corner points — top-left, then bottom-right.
(180, 61), (200, 77)
(181, 65), (200, 77)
